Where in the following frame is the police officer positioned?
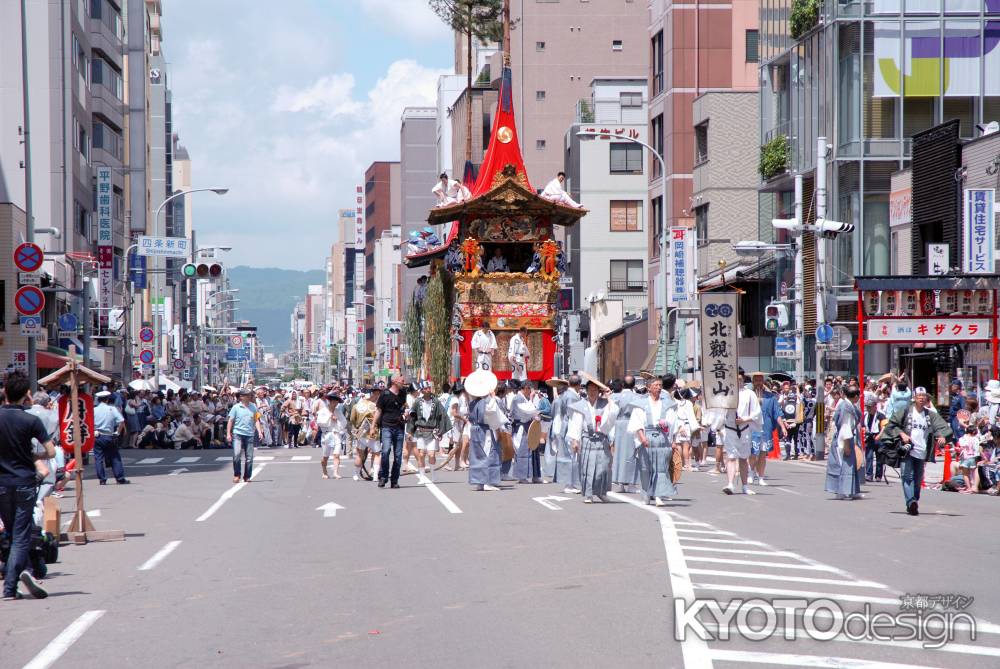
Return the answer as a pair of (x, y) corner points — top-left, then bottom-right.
(94, 390), (129, 485)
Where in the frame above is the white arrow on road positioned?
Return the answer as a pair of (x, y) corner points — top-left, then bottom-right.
(532, 495), (573, 511)
(168, 468), (189, 476)
(316, 502), (345, 518)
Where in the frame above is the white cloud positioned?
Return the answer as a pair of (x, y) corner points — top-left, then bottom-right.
(358, 0), (452, 41)
(271, 74), (363, 117)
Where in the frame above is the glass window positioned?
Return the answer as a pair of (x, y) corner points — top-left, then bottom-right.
(864, 21), (899, 139)
(610, 260), (643, 289)
(612, 40), (624, 51)
(610, 200), (642, 231)
(651, 31), (664, 97)
(838, 23), (861, 148)
(695, 204), (709, 246)
(536, 90), (546, 100)
(905, 0), (939, 13)
(746, 29), (759, 63)
(942, 19), (980, 138)
(620, 92), (642, 108)
(91, 58), (103, 85)
(902, 21), (941, 137)
(610, 143), (643, 174)
(695, 122), (708, 164)
(651, 196), (663, 258)
(651, 114), (663, 178)
(536, 41), (545, 51)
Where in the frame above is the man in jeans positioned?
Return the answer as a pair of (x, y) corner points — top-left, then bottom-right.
(0, 372), (54, 600)
(227, 389), (262, 484)
(882, 386), (952, 516)
(373, 375), (408, 489)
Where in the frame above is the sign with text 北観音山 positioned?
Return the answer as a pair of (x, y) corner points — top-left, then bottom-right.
(699, 292), (739, 410)
(962, 189), (995, 274)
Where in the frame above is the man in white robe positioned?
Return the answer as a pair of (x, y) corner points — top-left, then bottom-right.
(507, 327), (530, 381)
(541, 172), (584, 208)
(470, 322), (498, 371)
(432, 173), (470, 207)
(722, 371), (762, 496)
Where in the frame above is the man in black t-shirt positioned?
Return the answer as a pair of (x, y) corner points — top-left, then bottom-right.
(0, 373), (55, 600)
(374, 375), (408, 488)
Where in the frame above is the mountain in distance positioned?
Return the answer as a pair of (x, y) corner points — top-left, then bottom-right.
(225, 265), (325, 354)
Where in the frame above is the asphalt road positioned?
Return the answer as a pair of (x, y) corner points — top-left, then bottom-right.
(4, 446), (999, 669)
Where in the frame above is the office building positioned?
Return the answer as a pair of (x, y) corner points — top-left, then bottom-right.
(400, 107), (439, 307)
(363, 161), (400, 359)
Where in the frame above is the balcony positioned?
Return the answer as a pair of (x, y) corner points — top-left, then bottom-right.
(89, 18), (124, 71)
(91, 84), (125, 130)
(607, 279), (647, 292)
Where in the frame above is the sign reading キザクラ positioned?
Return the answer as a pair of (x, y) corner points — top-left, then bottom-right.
(700, 292), (739, 410)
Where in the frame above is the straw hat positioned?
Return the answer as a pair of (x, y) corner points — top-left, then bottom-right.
(465, 369), (498, 398)
(986, 379), (1000, 404)
(545, 377), (569, 389)
(578, 371), (610, 393)
(638, 370), (656, 380)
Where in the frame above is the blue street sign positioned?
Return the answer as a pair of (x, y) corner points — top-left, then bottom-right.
(58, 313), (79, 332)
(14, 286), (45, 316)
(815, 323), (834, 344)
(775, 336), (796, 359)
(226, 348), (249, 361)
(129, 254), (147, 289)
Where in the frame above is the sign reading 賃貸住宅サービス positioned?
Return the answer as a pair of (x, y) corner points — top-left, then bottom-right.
(699, 292), (739, 410)
(963, 189), (995, 274)
(866, 318), (993, 343)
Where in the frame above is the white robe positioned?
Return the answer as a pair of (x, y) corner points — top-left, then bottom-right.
(486, 255), (509, 272)
(432, 179), (470, 207)
(567, 397), (619, 444)
(627, 394), (678, 445)
(471, 329), (497, 370)
(541, 178), (582, 208)
(507, 333), (529, 381)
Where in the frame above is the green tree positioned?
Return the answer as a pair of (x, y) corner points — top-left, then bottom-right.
(429, 1), (503, 164)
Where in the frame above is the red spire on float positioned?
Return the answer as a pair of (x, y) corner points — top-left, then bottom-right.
(470, 67), (532, 197)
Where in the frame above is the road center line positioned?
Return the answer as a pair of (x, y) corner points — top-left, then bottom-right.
(416, 472), (463, 514)
(608, 491), (713, 669)
(22, 610), (106, 669)
(137, 540), (182, 571)
(195, 464), (266, 522)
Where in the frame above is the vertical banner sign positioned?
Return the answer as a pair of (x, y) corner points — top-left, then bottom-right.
(668, 227), (693, 303)
(700, 292), (739, 410)
(963, 189), (995, 274)
(355, 184), (365, 252)
(927, 243), (949, 275)
(97, 166), (114, 328)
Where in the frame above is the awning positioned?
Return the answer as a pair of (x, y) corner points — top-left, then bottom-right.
(36, 351), (70, 369)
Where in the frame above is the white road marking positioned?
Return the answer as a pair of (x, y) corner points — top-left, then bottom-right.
(682, 545), (801, 557)
(772, 485), (805, 496)
(709, 648), (945, 668)
(291, 455), (311, 461)
(673, 521), (713, 527)
(316, 502), (345, 518)
(167, 468), (189, 476)
(195, 464), (266, 522)
(214, 456), (231, 462)
(136, 457), (163, 464)
(692, 582), (900, 605)
(22, 610), (106, 669)
(532, 495), (573, 510)
(137, 540), (182, 571)
(674, 528), (736, 536)
(416, 472), (463, 514)
(686, 568), (884, 588)
(608, 491), (713, 669)
(175, 457), (200, 463)
(684, 556), (839, 571)
(255, 455), (275, 461)
(677, 537), (768, 546)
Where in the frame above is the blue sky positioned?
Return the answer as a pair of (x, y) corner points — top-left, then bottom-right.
(165, 0), (453, 269)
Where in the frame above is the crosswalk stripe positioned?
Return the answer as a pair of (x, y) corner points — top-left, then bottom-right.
(685, 556), (840, 571)
(674, 528), (736, 536)
(682, 546), (801, 557)
(215, 456), (230, 462)
(678, 537), (768, 545)
(687, 568), (884, 588)
(291, 455), (311, 461)
(255, 456), (275, 461)
(692, 583), (901, 605)
(176, 457), (200, 464)
(136, 457), (163, 464)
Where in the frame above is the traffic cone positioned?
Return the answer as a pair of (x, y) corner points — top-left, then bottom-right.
(939, 445), (953, 485)
(768, 431), (780, 459)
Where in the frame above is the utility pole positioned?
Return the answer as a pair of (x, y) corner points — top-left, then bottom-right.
(20, 0), (37, 389)
(815, 137), (829, 390)
(794, 173), (804, 383)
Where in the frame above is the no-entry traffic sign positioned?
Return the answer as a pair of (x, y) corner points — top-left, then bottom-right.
(172, 358), (185, 370)
(139, 326), (155, 343)
(13, 242), (44, 273)
(14, 285), (45, 317)
(139, 349), (155, 365)
(229, 335), (244, 348)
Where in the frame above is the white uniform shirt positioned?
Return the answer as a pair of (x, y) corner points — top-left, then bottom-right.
(566, 397), (619, 443)
(542, 178), (567, 200)
(507, 334), (529, 379)
(471, 329), (497, 355)
(627, 395), (678, 445)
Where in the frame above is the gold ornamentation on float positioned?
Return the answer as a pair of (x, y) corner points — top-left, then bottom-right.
(497, 126), (513, 143)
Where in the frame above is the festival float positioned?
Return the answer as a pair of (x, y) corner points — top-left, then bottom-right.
(404, 34), (587, 384)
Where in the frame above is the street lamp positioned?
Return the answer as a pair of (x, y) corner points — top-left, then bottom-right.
(577, 129), (670, 372)
(732, 241), (793, 257)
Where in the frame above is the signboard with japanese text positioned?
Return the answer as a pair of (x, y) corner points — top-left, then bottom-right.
(668, 227), (696, 304)
(866, 318), (992, 343)
(97, 166), (114, 328)
(928, 243), (949, 275)
(355, 184), (365, 251)
(699, 292), (739, 410)
(889, 186), (912, 228)
(58, 393), (95, 456)
(136, 235), (191, 258)
(962, 188), (995, 274)
(10, 351), (28, 372)
(579, 126), (641, 140)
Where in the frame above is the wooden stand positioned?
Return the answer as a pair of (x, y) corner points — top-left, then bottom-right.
(39, 345), (125, 544)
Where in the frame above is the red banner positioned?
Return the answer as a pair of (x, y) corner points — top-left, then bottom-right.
(58, 393), (95, 456)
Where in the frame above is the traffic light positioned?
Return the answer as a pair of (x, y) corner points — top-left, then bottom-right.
(814, 218), (855, 239)
(765, 302), (790, 331)
(181, 262), (223, 279)
(383, 321), (402, 335)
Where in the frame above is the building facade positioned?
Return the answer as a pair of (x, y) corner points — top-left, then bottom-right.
(400, 108), (439, 308)
(363, 161), (400, 359)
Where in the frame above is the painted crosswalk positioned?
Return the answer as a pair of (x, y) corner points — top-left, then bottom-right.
(609, 492), (1000, 668)
(124, 452), (320, 466)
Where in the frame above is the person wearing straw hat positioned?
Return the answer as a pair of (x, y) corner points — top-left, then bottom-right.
(550, 375), (583, 492)
(541, 377), (568, 482)
(611, 375), (640, 492)
(464, 369), (504, 491)
(406, 380), (450, 482)
(984, 379), (1000, 425)
(565, 372), (619, 503)
(508, 379), (541, 483)
(628, 375), (678, 506)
